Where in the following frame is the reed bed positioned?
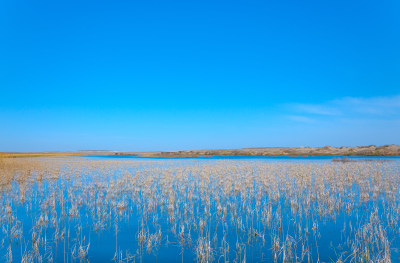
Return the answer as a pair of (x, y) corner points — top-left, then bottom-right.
(0, 157), (399, 262)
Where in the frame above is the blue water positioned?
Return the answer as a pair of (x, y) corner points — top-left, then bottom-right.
(1, 157), (399, 262)
(87, 154), (400, 161)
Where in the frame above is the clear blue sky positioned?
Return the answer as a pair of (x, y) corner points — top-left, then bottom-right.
(1, 0), (399, 151)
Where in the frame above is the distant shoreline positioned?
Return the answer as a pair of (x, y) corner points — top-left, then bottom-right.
(1, 144), (399, 158)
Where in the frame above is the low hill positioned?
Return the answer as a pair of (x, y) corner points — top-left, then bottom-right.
(1, 145), (399, 158)
(138, 144), (400, 157)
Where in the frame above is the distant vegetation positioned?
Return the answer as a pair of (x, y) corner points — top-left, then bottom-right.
(0, 152), (83, 158)
(140, 144), (400, 157)
(1, 145), (399, 158)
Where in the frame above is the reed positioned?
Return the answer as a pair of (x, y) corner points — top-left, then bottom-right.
(0, 158), (399, 262)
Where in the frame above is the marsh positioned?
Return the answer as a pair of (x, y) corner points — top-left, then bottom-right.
(1, 156), (399, 262)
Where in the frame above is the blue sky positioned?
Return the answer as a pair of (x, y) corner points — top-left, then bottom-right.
(1, 0), (399, 151)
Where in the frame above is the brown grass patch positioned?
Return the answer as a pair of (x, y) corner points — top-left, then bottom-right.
(0, 152), (83, 158)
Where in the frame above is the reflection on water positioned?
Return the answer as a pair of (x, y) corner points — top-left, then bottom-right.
(1, 157), (399, 262)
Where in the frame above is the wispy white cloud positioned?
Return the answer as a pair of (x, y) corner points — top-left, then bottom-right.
(333, 95), (400, 115)
(288, 95), (400, 118)
(290, 104), (340, 116)
(286, 115), (315, 123)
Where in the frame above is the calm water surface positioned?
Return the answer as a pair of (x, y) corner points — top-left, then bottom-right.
(1, 156), (399, 262)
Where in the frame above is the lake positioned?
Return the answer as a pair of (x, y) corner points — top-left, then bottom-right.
(1, 156), (399, 262)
